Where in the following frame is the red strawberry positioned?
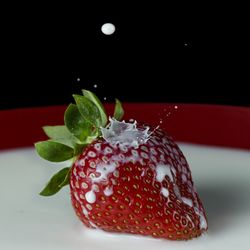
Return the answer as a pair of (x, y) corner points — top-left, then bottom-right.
(35, 90), (207, 241)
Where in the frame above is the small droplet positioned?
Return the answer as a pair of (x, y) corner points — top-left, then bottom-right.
(159, 120), (163, 124)
(184, 43), (188, 46)
(104, 97), (107, 101)
(174, 105), (178, 109)
(77, 78), (80, 82)
(101, 23), (116, 35)
(93, 84), (98, 88)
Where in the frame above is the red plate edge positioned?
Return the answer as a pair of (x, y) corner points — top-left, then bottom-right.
(0, 103), (250, 150)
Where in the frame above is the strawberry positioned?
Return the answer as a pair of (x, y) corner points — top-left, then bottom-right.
(35, 90), (207, 241)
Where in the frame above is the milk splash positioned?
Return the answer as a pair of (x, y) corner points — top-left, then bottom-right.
(101, 118), (151, 148)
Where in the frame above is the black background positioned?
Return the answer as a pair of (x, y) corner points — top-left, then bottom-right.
(1, 3), (249, 109)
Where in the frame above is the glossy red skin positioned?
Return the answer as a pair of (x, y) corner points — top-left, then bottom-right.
(70, 127), (207, 240)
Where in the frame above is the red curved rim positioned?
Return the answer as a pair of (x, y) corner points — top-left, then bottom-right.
(1, 104), (250, 150)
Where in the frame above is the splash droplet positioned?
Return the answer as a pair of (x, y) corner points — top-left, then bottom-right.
(101, 23), (116, 35)
(157, 105), (179, 127)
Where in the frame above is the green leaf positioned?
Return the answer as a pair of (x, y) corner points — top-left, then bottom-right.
(73, 95), (102, 127)
(43, 125), (77, 148)
(113, 98), (124, 121)
(64, 104), (94, 142)
(43, 125), (71, 140)
(82, 89), (107, 127)
(39, 167), (70, 196)
(35, 141), (74, 162)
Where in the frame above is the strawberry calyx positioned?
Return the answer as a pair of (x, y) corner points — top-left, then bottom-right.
(35, 89), (124, 196)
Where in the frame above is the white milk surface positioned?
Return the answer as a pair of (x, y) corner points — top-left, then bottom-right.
(0, 143), (250, 250)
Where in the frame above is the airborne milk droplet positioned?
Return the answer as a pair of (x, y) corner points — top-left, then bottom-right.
(101, 23), (116, 35)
